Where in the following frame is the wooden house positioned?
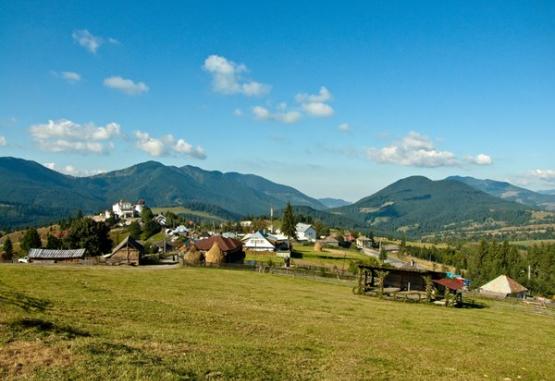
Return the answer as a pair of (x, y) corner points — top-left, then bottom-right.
(28, 248), (90, 264)
(194, 235), (244, 263)
(104, 236), (144, 266)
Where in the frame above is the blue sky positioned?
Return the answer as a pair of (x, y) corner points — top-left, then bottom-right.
(1, 1), (554, 201)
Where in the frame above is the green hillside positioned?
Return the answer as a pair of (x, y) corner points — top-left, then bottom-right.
(333, 176), (534, 237)
(1, 265), (554, 380)
(0, 157), (325, 228)
(448, 175), (555, 211)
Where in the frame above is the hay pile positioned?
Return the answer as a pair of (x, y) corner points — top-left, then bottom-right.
(205, 242), (224, 265)
(183, 245), (203, 265)
(313, 241), (323, 252)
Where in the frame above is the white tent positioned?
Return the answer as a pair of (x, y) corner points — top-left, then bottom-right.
(479, 275), (528, 299)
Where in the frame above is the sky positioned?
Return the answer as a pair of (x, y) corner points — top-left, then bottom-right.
(1, 0), (554, 201)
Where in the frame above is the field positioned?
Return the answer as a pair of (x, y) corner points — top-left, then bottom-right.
(1, 265), (555, 380)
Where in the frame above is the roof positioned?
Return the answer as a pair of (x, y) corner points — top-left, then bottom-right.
(480, 275), (528, 295)
(109, 236), (144, 256)
(296, 223), (314, 233)
(194, 235), (242, 253)
(433, 278), (464, 291)
(28, 248), (86, 259)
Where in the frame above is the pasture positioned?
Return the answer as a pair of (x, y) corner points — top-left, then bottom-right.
(1, 265), (554, 380)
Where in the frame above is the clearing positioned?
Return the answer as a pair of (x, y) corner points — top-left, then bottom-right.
(1, 265), (554, 380)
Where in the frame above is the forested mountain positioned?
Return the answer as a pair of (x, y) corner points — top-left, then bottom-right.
(448, 176), (555, 211)
(0, 157), (325, 228)
(332, 176), (534, 237)
(318, 198), (352, 208)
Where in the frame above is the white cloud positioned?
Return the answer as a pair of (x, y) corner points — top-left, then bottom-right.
(30, 119), (121, 154)
(0, 136), (6, 146)
(302, 101), (334, 117)
(103, 76), (149, 95)
(72, 30), (103, 53)
(203, 55), (270, 96)
(467, 153), (493, 166)
(233, 108), (243, 117)
(338, 123), (350, 132)
(43, 162), (105, 176)
(251, 106), (301, 124)
(134, 131), (206, 159)
(367, 132), (458, 167)
(295, 86), (334, 118)
(530, 169), (555, 182)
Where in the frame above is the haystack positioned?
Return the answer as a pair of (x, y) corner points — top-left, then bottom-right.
(313, 241), (323, 252)
(205, 242), (225, 265)
(183, 245), (203, 265)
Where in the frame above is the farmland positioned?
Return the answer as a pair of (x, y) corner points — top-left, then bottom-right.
(1, 265), (554, 380)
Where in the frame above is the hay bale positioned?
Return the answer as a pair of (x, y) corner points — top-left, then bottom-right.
(205, 242), (224, 265)
(314, 241), (323, 252)
(183, 246), (203, 265)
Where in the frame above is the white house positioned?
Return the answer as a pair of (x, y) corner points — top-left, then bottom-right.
(296, 223), (316, 242)
(154, 214), (167, 226)
(112, 200), (145, 219)
(479, 275), (528, 299)
(240, 220), (253, 228)
(168, 225), (189, 236)
(242, 231), (275, 252)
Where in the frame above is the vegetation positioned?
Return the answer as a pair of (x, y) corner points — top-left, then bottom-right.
(64, 218), (112, 256)
(1, 265), (554, 380)
(281, 202), (296, 238)
(20, 228), (42, 252)
(1, 237), (13, 260)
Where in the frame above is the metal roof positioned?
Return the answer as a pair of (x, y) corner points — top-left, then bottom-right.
(28, 248), (86, 259)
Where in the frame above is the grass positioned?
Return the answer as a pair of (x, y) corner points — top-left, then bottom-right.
(291, 244), (369, 269)
(1, 265), (555, 380)
(151, 206), (225, 222)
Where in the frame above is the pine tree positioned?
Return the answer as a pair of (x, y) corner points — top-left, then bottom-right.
(281, 203), (296, 239)
(2, 237), (13, 260)
(21, 228), (42, 252)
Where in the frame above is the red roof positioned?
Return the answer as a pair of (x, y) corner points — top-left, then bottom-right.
(433, 278), (464, 291)
(194, 236), (242, 253)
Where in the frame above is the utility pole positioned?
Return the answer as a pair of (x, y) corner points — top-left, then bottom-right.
(528, 264), (531, 281)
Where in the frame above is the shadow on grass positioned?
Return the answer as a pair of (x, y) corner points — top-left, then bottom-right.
(81, 341), (197, 378)
(290, 251), (303, 259)
(0, 282), (51, 312)
(9, 318), (91, 339)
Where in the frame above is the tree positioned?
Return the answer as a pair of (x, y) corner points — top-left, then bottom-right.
(379, 246), (388, 264)
(2, 237), (13, 260)
(64, 218), (112, 256)
(128, 221), (142, 240)
(281, 203), (296, 239)
(141, 220), (161, 240)
(46, 234), (63, 249)
(21, 228), (42, 252)
(141, 207), (154, 224)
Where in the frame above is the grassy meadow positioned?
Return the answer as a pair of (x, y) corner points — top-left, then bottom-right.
(1, 264), (555, 380)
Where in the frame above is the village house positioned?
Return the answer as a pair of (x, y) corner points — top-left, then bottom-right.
(242, 231), (275, 252)
(479, 275), (528, 299)
(296, 223), (316, 242)
(109, 199), (145, 219)
(194, 235), (244, 263)
(317, 236), (339, 248)
(28, 248), (92, 264)
(356, 235), (372, 249)
(104, 236), (144, 265)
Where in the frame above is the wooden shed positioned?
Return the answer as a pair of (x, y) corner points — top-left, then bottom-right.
(358, 265), (444, 292)
(28, 248), (89, 264)
(194, 235), (244, 263)
(104, 236), (144, 266)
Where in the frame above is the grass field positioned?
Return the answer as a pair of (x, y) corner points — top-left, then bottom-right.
(1, 265), (555, 380)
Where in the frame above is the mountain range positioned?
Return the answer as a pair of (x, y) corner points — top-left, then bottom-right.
(447, 176), (555, 211)
(1, 157), (552, 237)
(0, 157), (325, 228)
(330, 176), (533, 236)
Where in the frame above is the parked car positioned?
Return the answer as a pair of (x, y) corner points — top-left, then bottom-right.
(17, 256), (29, 263)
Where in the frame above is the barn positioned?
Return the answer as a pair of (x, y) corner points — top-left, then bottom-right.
(28, 248), (90, 264)
(104, 236), (144, 266)
(194, 235), (244, 263)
